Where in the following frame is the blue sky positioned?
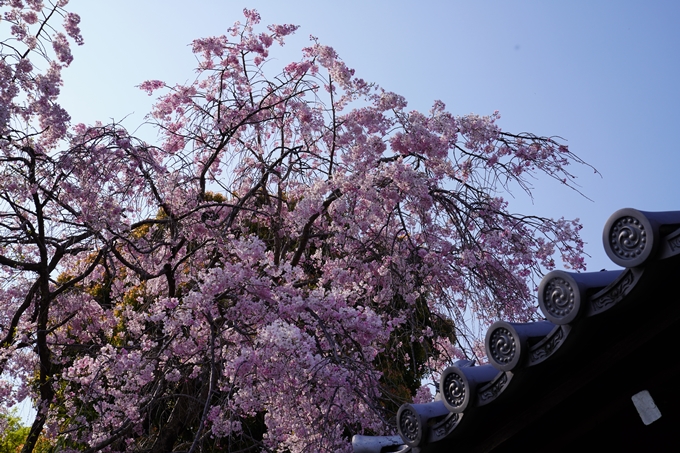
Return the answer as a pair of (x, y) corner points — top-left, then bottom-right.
(60, 0), (680, 272)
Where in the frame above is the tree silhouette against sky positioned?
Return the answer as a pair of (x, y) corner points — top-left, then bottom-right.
(0, 3), (596, 452)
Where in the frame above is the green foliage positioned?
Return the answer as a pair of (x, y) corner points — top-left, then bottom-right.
(0, 411), (29, 453)
(374, 293), (456, 414)
(0, 411), (53, 453)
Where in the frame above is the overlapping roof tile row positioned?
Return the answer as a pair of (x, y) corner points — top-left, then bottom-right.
(352, 208), (680, 452)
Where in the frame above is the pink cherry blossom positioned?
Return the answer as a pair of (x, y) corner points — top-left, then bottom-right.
(0, 6), (593, 453)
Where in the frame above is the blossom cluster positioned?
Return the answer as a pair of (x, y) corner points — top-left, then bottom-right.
(0, 6), (590, 453)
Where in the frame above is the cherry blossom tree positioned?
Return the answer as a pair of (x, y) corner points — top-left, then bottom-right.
(0, 3), (591, 452)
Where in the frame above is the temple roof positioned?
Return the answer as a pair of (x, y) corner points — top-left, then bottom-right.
(353, 208), (680, 452)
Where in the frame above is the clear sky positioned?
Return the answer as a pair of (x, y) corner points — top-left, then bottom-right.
(59, 0), (679, 272)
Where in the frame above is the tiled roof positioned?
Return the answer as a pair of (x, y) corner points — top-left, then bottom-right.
(352, 208), (680, 452)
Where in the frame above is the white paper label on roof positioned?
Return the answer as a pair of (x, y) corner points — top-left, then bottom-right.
(631, 390), (662, 425)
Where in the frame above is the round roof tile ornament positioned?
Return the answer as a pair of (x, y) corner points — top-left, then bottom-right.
(538, 269), (623, 323)
(396, 401), (450, 447)
(397, 405), (422, 446)
(487, 325), (517, 370)
(485, 321), (555, 372)
(441, 368), (466, 412)
(604, 208), (654, 268)
(603, 208), (680, 267)
(440, 363), (499, 413)
(538, 272), (578, 324)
